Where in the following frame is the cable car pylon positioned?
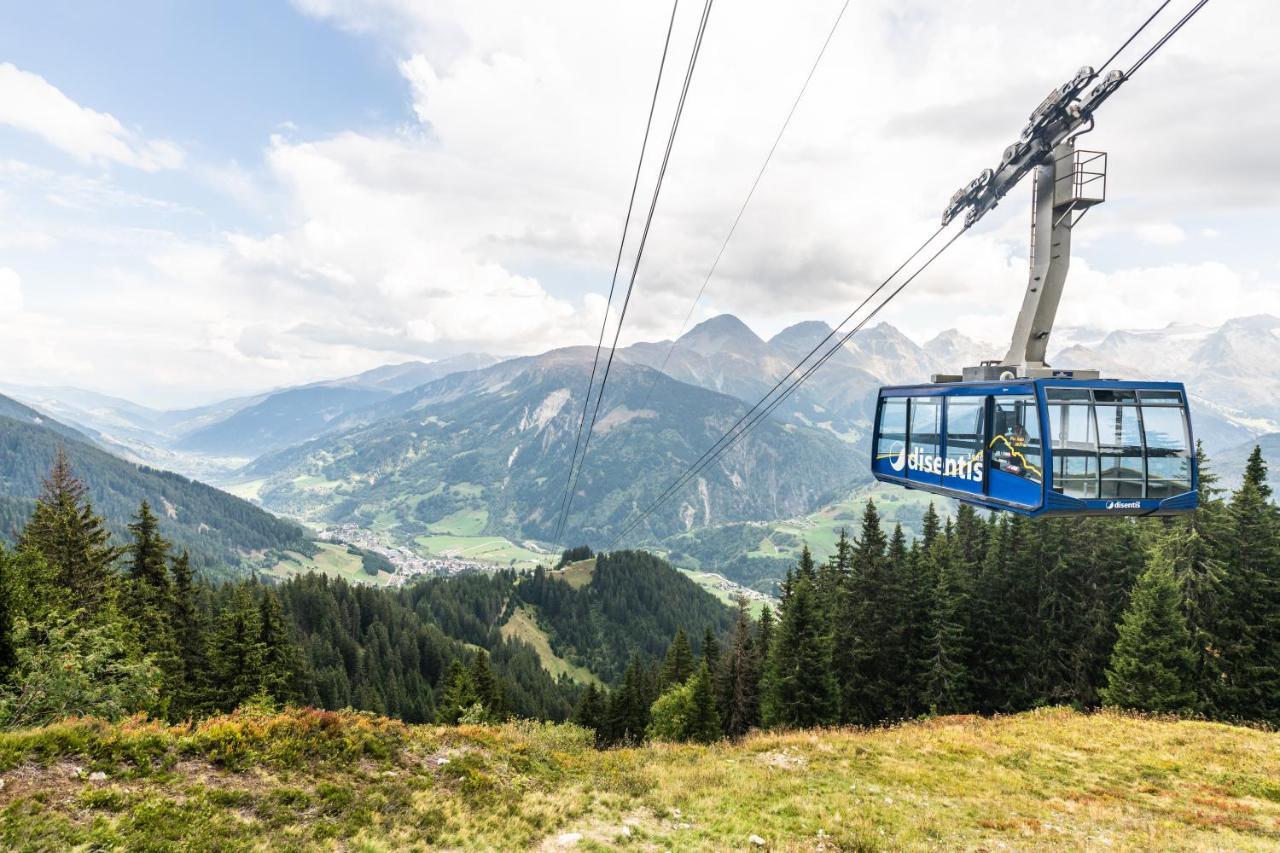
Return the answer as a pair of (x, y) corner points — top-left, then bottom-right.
(871, 15), (1209, 517)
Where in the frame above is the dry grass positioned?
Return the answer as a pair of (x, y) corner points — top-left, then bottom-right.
(1, 707), (1277, 851)
(551, 557), (597, 589)
(500, 605), (602, 686)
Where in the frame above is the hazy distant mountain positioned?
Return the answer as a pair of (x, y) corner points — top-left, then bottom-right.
(0, 393), (310, 575)
(622, 315), (797, 408)
(924, 329), (1001, 373)
(0, 392), (91, 443)
(4, 354), (498, 469)
(177, 386), (393, 458)
(10, 310), (1279, 537)
(1215, 432), (1280, 495)
(247, 348), (861, 546)
(319, 353), (498, 394)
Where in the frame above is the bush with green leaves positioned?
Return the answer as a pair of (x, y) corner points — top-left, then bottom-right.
(0, 613), (160, 729)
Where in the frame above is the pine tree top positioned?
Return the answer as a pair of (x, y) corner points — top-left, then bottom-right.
(1244, 445), (1271, 500)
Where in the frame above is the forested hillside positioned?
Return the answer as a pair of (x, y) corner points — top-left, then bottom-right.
(0, 411), (311, 576)
(0, 456), (734, 731)
(1, 436), (1276, 746)
(520, 552), (734, 683)
(561, 444), (1280, 748)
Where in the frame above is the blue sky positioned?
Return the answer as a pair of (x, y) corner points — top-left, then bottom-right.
(0, 1), (406, 160)
(0, 0), (1276, 406)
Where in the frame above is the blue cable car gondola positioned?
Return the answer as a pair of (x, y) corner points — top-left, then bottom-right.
(870, 378), (1197, 517)
(870, 64), (1200, 516)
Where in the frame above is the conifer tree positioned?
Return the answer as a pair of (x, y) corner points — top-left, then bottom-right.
(469, 649), (506, 721)
(660, 628), (694, 689)
(259, 588), (304, 704)
(168, 550), (209, 718)
(210, 584), (266, 710)
(952, 505), (988, 577)
(686, 660), (721, 744)
(1154, 446), (1231, 715)
(796, 543), (818, 581)
(606, 656), (656, 745)
(817, 529), (853, 624)
(756, 605), (774, 665)
(716, 597), (761, 738)
(921, 503), (941, 549)
(1101, 561), (1196, 713)
(969, 515), (1030, 712)
(438, 659), (480, 724)
(18, 449), (121, 616)
(1245, 445), (1272, 500)
(701, 626), (721, 673)
(836, 501), (901, 723)
(125, 502), (181, 710)
(572, 683), (607, 742)
(0, 548), (16, 676)
(1220, 446), (1280, 722)
(762, 564), (835, 729)
(920, 534), (971, 714)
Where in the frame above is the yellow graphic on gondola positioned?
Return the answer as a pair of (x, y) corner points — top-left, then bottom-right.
(989, 433), (1042, 481)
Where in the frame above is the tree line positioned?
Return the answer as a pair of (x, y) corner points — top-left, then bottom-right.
(572, 444), (1280, 744)
(3, 443), (1275, 739)
(0, 450), (578, 728)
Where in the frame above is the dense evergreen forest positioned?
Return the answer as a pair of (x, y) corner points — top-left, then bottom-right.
(0, 412), (313, 577)
(520, 551), (735, 683)
(1, 443), (1276, 743)
(0, 451), (733, 728)
(571, 444), (1280, 745)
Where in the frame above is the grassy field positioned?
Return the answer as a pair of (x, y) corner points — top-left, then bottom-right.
(746, 483), (957, 564)
(413, 534), (544, 569)
(678, 569), (771, 616)
(426, 507), (489, 536)
(221, 478), (267, 502)
(500, 606), (602, 686)
(551, 557), (596, 589)
(1, 707), (1277, 850)
(264, 542), (394, 586)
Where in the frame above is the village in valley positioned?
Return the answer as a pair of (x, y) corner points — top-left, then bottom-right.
(318, 523), (495, 583)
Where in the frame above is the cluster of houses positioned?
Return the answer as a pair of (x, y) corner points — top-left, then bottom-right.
(317, 523), (493, 583)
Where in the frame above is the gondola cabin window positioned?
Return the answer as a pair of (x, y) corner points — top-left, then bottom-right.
(1045, 387), (1192, 500)
(990, 395), (1042, 483)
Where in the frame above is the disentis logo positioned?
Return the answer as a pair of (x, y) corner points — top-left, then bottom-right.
(887, 443), (983, 483)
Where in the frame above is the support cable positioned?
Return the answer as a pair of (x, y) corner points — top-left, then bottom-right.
(608, 225), (956, 547)
(557, 0), (716, 541)
(553, 0), (684, 544)
(1092, 0), (1173, 77)
(1124, 0), (1209, 77)
(636, 0), (854, 413)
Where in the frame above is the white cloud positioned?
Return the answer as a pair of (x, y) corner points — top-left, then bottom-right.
(1060, 261), (1280, 331)
(5, 0), (1280, 403)
(1132, 223), (1187, 246)
(282, 0), (1280, 350)
(0, 63), (183, 171)
(0, 267), (23, 314)
(0, 228), (54, 251)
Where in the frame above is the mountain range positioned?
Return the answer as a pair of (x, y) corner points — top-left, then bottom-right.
(3, 312), (1278, 578)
